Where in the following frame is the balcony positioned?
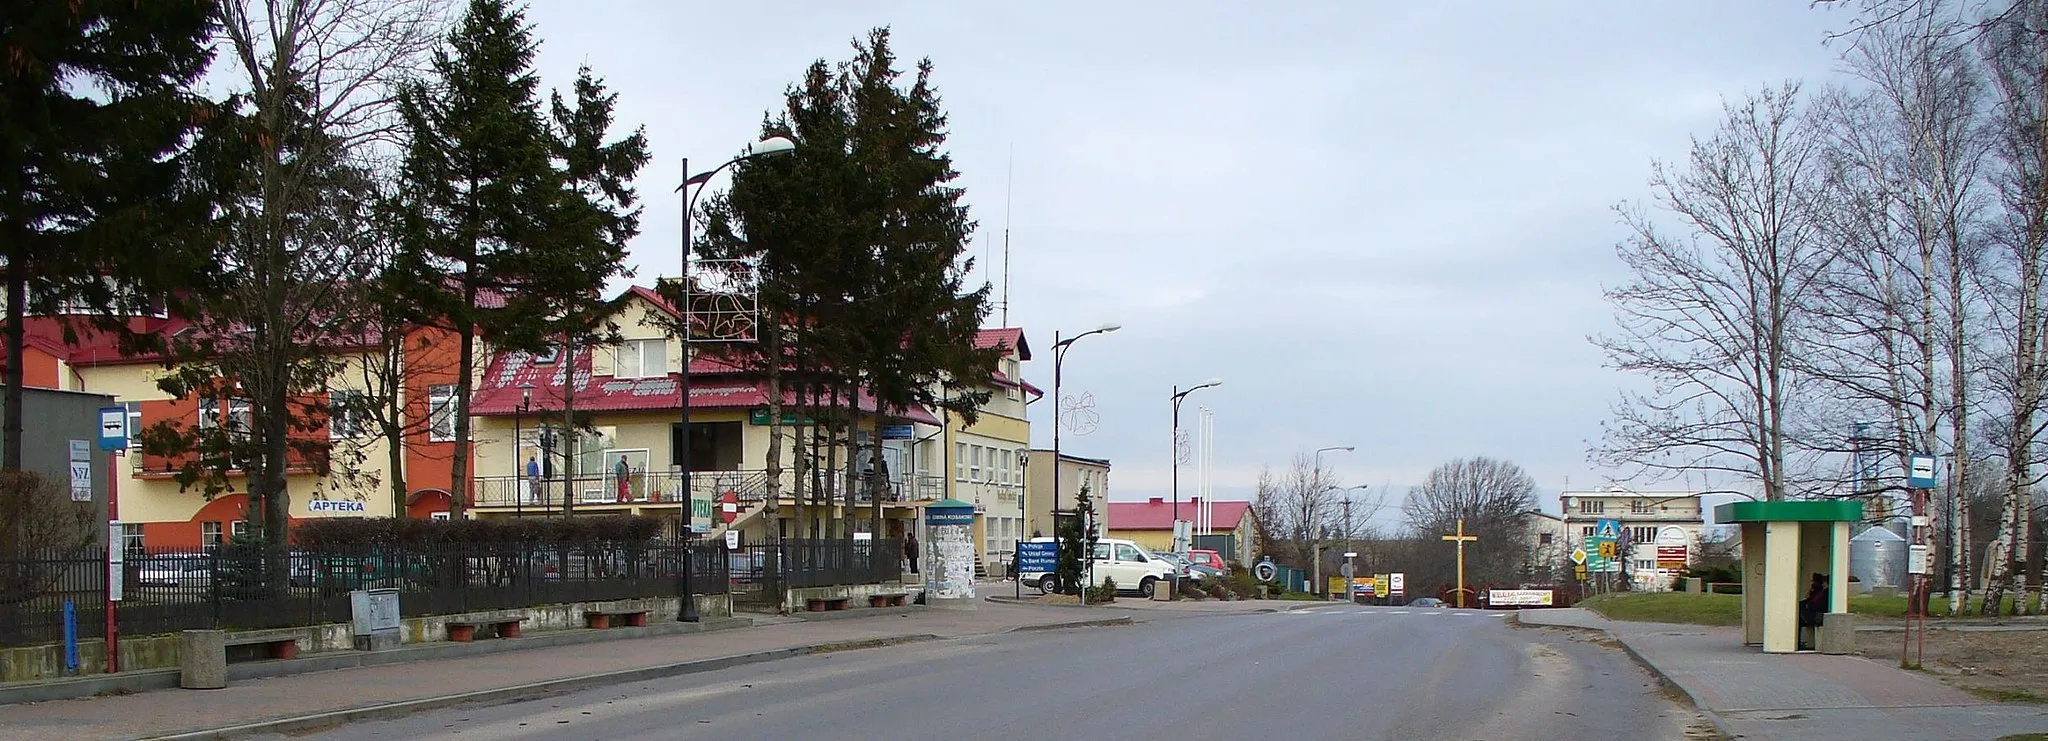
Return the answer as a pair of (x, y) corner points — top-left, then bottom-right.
(472, 468), (939, 514)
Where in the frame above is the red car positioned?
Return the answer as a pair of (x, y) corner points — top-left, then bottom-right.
(1186, 549), (1226, 574)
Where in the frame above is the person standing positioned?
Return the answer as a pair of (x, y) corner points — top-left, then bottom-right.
(525, 455), (541, 504)
(904, 531), (920, 574)
(615, 457), (632, 503)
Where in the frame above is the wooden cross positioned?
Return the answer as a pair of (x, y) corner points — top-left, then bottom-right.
(1441, 518), (1478, 608)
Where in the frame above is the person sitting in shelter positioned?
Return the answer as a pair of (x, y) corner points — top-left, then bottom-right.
(1798, 572), (1829, 650)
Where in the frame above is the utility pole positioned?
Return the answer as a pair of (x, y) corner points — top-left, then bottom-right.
(1343, 497), (1353, 556)
(1442, 518), (1478, 608)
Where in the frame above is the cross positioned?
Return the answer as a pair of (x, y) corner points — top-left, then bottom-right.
(1441, 518), (1478, 608)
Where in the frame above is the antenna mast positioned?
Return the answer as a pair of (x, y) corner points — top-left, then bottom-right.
(1002, 144), (1013, 327)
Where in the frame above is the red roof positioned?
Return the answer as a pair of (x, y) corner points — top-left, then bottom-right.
(1108, 498), (1252, 531)
(975, 328), (1030, 361)
(468, 345), (939, 424)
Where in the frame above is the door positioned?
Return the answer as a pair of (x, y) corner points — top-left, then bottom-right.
(1112, 543), (1151, 588)
(600, 449), (650, 502)
(1090, 542), (1113, 588)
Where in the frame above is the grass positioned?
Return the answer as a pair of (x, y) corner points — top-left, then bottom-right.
(1278, 592), (1324, 601)
(1580, 592), (1744, 626)
(1581, 590), (2033, 626)
(1968, 687), (2047, 703)
(1997, 735), (2048, 741)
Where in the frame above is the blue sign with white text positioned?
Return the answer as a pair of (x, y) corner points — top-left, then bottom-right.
(1016, 541), (1059, 574)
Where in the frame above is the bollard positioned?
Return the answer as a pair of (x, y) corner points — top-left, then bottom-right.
(180, 630), (227, 689)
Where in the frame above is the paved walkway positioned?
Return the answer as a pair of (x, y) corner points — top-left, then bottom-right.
(1519, 608), (2048, 740)
(0, 602), (1154, 741)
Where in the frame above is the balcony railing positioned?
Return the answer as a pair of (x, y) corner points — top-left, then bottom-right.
(473, 468), (940, 512)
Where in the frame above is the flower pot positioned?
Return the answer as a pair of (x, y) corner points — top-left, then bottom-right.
(448, 624), (476, 643)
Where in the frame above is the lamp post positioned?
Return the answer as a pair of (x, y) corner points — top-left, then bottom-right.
(1169, 379), (1220, 599)
(1050, 322), (1119, 595)
(1310, 446), (1351, 596)
(515, 383), (533, 513)
(674, 138), (795, 515)
(675, 136), (794, 624)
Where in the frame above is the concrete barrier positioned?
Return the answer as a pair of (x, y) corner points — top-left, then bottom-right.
(179, 631), (226, 690)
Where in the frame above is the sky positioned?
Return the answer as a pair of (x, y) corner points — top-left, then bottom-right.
(518, 1), (1865, 524)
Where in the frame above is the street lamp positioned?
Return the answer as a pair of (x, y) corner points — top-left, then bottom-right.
(1169, 379), (1222, 550)
(1051, 322), (1119, 595)
(1169, 378), (1221, 600)
(675, 135), (795, 623)
(516, 383), (533, 512)
(1309, 446), (1351, 596)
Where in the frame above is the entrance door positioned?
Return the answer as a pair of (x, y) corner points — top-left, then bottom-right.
(601, 449), (650, 502)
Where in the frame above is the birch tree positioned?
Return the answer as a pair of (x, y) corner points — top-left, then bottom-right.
(1594, 84), (1831, 501)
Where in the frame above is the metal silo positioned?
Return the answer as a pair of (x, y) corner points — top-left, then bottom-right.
(1850, 525), (1907, 589)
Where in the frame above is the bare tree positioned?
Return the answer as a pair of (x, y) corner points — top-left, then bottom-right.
(1976, 1), (2048, 614)
(1593, 84), (1830, 501)
(144, 0), (445, 564)
(1400, 457), (1538, 585)
(1246, 453), (1344, 569)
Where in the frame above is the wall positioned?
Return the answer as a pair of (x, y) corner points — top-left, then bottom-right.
(1107, 529), (1173, 553)
(0, 386), (117, 546)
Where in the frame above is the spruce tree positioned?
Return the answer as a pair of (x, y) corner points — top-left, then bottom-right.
(0, 0), (224, 474)
(390, 0), (564, 519)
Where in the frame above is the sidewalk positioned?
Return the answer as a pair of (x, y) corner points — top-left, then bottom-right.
(1519, 608), (2048, 741)
(0, 602), (1140, 741)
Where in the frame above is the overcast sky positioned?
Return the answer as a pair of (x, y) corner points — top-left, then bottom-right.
(520, 2), (1863, 519)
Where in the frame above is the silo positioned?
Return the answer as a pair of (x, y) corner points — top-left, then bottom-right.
(1850, 525), (1908, 589)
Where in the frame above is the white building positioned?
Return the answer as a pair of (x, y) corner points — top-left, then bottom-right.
(1559, 488), (1708, 592)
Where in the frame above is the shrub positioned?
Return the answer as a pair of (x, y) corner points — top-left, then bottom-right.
(293, 515), (668, 547)
(1087, 576), (1118, 604)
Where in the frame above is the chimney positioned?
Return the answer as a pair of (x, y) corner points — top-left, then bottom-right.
(1148, 497), (1163, 505)
(1190, 497), (1200, 505)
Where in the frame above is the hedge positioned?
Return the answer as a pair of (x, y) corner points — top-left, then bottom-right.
(293, 515), (666, 546)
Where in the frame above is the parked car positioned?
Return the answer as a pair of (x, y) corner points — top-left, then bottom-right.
(1017, 537), (1176, 598)
(136, 555), (212, 589)
(1186, 549), (1227, 574)
(1408, 597), (1447, 608)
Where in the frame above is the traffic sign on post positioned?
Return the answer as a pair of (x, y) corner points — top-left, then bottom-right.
(1907, 454), (1938, 489)
(98, 407), (127, 452)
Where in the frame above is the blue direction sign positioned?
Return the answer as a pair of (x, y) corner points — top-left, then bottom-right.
(1016, 541), (1059, 574)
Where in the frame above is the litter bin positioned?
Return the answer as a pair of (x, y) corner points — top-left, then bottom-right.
(180, 630), (227, 689)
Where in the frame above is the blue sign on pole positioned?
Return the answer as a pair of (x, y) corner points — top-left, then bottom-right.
(1016, 541), (1059, 573)
(1907, 454), (1939, 489)
(98, 406), (127, 452)
(1596, 519), (1621, 540)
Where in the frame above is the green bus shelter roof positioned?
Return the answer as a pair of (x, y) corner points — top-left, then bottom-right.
(1713, 499), (1863, 523)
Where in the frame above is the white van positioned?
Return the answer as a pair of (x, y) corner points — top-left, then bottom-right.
(1018, 537), (1175, 598)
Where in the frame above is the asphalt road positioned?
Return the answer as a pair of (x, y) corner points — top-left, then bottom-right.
(268, 605), (1709, 741)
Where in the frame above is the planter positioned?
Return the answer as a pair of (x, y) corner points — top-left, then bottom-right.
(586, 614), (611, 629)
(447, 624), (477, 643)
(808, 598), (827, 612)
(869, 596), (890, 608)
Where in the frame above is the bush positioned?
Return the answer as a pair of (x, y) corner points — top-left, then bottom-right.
(293, 515), (666, 546)
(1086, 576), (1118, 604)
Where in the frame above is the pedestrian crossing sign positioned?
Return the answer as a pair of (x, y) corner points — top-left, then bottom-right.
(1596, 519), (1620, 539)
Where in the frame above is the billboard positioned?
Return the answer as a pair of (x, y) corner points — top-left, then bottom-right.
(1486, 589), (1555, 607)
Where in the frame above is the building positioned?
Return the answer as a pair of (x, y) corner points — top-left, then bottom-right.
(1024, 450), (1110, 542)
(1104, 496), (1259, 565)
(1521, 510), (1570, 582)
(926, 328), (1035, 575)
(1558, 488), (1707, 591)
(0, 385), (118, 549)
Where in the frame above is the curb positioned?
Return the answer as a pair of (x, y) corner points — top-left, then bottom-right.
(136, 634), (944, 741)
(1003, 616), (1133, 633)
(1509, 611), (1738, 740)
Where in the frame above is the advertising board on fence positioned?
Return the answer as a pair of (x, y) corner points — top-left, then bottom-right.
(1486, 589), (1555, 607)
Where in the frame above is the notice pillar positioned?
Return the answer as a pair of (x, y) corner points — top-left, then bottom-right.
(924, 499), (978, 609)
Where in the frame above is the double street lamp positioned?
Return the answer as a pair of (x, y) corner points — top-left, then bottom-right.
(1169, 379), (1221, 599)
(1050, 322), (1119, 594)
(673, 135), (796, 622)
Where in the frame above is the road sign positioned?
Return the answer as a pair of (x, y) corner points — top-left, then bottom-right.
(1907, 454), (1938, 489)
(98, 407), (127, 452)
(1596, 519), (1621, 540)
(1574, 565), (1588, 580)
(1339, 563), (1354, 578)
(1389, 573), (1406, 594)
(1569, 547), (1587, 565)
(1016, 541), (1059, 574)
(1655, 545), (1688, 570)
(1254, 559), (1278, 583)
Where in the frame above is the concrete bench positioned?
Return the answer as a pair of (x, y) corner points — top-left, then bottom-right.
(181, 628), (304, 690)
(806, 596), (852, 612)
(446, 612), (529, 642)
(583, 609), (649, 629)
(867, 593), (908, 608)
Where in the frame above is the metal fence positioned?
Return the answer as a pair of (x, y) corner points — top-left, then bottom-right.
(726, 539), (902, 608)
(0, 540), (729, 648)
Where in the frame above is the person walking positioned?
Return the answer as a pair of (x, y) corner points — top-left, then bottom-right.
(615, 457), (632, 503)
(904, 531), (920, 575)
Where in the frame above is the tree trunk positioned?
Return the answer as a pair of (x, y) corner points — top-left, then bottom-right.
(560, 334), (577, 517)
(762, 322), (783, 543)
(384, 344), (407, 518)
(450, 277), (476, 521)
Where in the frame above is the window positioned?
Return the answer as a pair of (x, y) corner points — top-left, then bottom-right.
(1539, 532), (1554, 545)
(1630, 500), (1652, 515)
(121, 524), (144, 555)
(970, 445), (983, 481)
(227, 398), (251, 434)
(955, 442), (966, 480)
(1630, 527), (1657, 545)
(1115, 543), (1143, 562)
(429, 385), (457, 442)
(997, 450), (1009, 485)
(615, 339), (667, 379)
(232, 520), (249, 540)
(123, 402), (142, 451)
(534, 346), (560, 364)
(329, 390), (365, 439)
(1576, 499), (1605, 514)
(201, 521), (224, 549)
(1005, 359), (1022, 400)
(1580, 526), (1595, 538)
(198, 397), (219, 431)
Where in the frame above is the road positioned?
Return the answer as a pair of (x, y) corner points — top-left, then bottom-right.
(266, 604), (1712, 741)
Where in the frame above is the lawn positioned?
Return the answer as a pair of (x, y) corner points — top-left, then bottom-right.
(1581, 591), (2024, 625)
